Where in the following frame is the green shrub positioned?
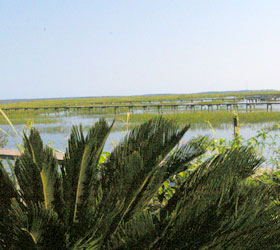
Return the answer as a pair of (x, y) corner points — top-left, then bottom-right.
(1, 117), (280, 249)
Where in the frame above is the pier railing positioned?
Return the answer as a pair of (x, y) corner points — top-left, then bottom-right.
(1, 102), (280, 113)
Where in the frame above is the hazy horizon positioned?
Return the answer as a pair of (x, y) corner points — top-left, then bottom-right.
(1, 1), (280, 99)
(1, 89), (279, 102)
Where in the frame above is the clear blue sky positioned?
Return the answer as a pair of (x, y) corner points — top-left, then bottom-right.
(1, 1), (280, 99)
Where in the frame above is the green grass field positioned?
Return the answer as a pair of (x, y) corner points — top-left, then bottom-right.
(115, 111), (280, 129)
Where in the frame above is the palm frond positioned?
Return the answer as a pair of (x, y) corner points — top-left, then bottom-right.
(94, 117), (189, 244)
(14, 130), (45, 205)
(60, 119), (114, 246)
(10, 200), (66, 250)
(152, 146), (266, 249)
(15, 128), (61, 210)
(111, 210), (156, 250)
(40, 147), (60, 209)
(73, 119), (114, 222)
(0, 162), (18, 248)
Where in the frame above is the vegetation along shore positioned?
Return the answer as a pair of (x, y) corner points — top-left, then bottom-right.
(1, 117), (280, 249)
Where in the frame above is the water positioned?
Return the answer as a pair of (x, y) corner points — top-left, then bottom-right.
(1, 114), (120, 152)
(1, 110), (280, 171)
(2, 113), (279, 155)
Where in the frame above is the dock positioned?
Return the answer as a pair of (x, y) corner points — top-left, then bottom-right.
(1, 102), (280, 113)
(0, 148), (65, 163)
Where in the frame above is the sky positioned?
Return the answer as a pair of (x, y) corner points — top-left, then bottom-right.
(0, 1), (280, 100)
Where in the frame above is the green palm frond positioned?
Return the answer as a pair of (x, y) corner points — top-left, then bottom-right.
(40, 147), (60, 209)
(14, 129), (45, 204)
(112, 210), (156, 250)
(103, 117), (189, 205)
(59, 119), (114, 245)
(10, 200), (66, 250)
(14, 128), (61, 210)
(0, 162), (18, 248)
(162, 136), (207, 179)
(61, 124), (87, 226)
(151, 147), (267, 249)
(92, 117), (190, 245)
(73, 119), (114, 222)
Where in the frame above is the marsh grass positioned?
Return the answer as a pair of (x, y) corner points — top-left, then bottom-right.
(0, 110), (59, 125)
(2, 106), (280, 129)
(115, 111), (280, 129)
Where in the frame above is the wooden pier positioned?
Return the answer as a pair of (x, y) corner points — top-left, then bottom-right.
(0, 148), (64, 163)
(86, 94), (280, 105)
(1, 102), (280, 113)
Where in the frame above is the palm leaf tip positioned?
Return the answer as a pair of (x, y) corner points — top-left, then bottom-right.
(72, 119), (114, 222)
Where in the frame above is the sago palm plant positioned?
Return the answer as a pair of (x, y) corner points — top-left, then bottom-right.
(0, 117), (280, 249)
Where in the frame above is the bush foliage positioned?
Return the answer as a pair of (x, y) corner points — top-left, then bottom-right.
(1, 117), (280, 249)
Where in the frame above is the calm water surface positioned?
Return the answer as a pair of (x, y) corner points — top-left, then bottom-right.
(2, 113), (279, 156)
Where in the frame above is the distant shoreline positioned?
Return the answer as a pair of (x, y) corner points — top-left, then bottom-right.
(0, 89), (279, 102)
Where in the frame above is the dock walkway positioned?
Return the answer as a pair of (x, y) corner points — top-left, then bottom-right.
(1, 102), (280, 113)
(0, 148), (64, 163)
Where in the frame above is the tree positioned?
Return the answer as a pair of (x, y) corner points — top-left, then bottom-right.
(0, 117), (279, 249)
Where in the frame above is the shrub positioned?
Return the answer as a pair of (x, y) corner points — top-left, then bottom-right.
(1, 117), (280, 249)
